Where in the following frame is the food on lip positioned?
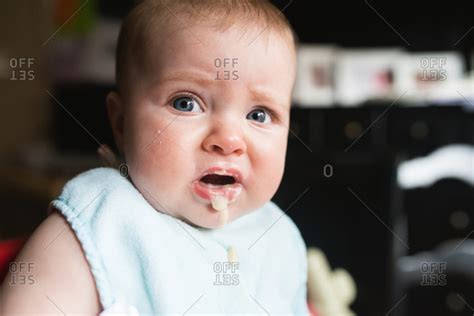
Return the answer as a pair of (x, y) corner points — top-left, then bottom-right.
(211, 195), (229, 212)
(192, 179), (243, 203)
(191, 165), (244, 227)
(211, 195), (230, 226)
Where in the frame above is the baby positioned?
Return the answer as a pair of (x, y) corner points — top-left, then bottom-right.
(1, 0), (308, 314)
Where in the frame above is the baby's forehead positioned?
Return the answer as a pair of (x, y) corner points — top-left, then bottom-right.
(115, 1), (297, 97)
(143, 15), (295, 55)
(122, 16), (296, 109)
(141, 21), (295, 73)
(146, 48), (294, 104)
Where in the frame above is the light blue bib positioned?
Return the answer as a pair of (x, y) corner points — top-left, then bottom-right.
(51, 168), (308, 315)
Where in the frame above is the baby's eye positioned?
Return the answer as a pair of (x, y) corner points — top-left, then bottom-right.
(171, 96), (203, 113)
(246, 108), (272, 124)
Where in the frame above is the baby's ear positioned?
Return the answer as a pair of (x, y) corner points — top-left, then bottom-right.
(106, 91), (125, 155)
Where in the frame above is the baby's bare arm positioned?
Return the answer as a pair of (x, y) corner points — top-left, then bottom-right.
(0, 211), (101, 315)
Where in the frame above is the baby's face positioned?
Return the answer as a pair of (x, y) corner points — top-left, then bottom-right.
(117, 21), (295, 228)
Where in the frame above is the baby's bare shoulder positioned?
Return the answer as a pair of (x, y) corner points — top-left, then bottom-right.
(0, 211), (101, 315)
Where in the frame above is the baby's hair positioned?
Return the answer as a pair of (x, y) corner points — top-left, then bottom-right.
(115, 0), (298, 96)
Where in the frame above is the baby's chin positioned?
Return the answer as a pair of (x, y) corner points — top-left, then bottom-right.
(180, 205), (234, 229)
(179, 203), (250, 229)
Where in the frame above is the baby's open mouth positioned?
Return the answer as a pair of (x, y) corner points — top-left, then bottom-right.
(199, 174), (236, 185)
(192, 166), (244, 220)
(192, 171), (243, 204)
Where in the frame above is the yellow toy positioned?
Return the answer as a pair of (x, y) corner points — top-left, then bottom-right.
(307, 248), (357, 316)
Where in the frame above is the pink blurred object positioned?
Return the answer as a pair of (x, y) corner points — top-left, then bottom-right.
(0, 238), (27, 283)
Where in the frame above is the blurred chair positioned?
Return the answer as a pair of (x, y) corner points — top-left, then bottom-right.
(389, 144), (474, 316)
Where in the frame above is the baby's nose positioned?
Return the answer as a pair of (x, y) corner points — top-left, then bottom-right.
(202, 124), (247, 156)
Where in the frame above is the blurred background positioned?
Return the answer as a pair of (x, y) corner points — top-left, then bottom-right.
(0, 1), (472, 315)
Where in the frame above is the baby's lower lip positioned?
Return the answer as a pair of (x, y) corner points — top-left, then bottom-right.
(192, 180), (243, 203)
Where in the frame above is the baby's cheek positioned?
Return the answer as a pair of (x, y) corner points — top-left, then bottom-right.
(263, 157), (285, 191)
(125, 113), (176, 161)
(250, 143), (286, 201)
(129, 136), (175, 177)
